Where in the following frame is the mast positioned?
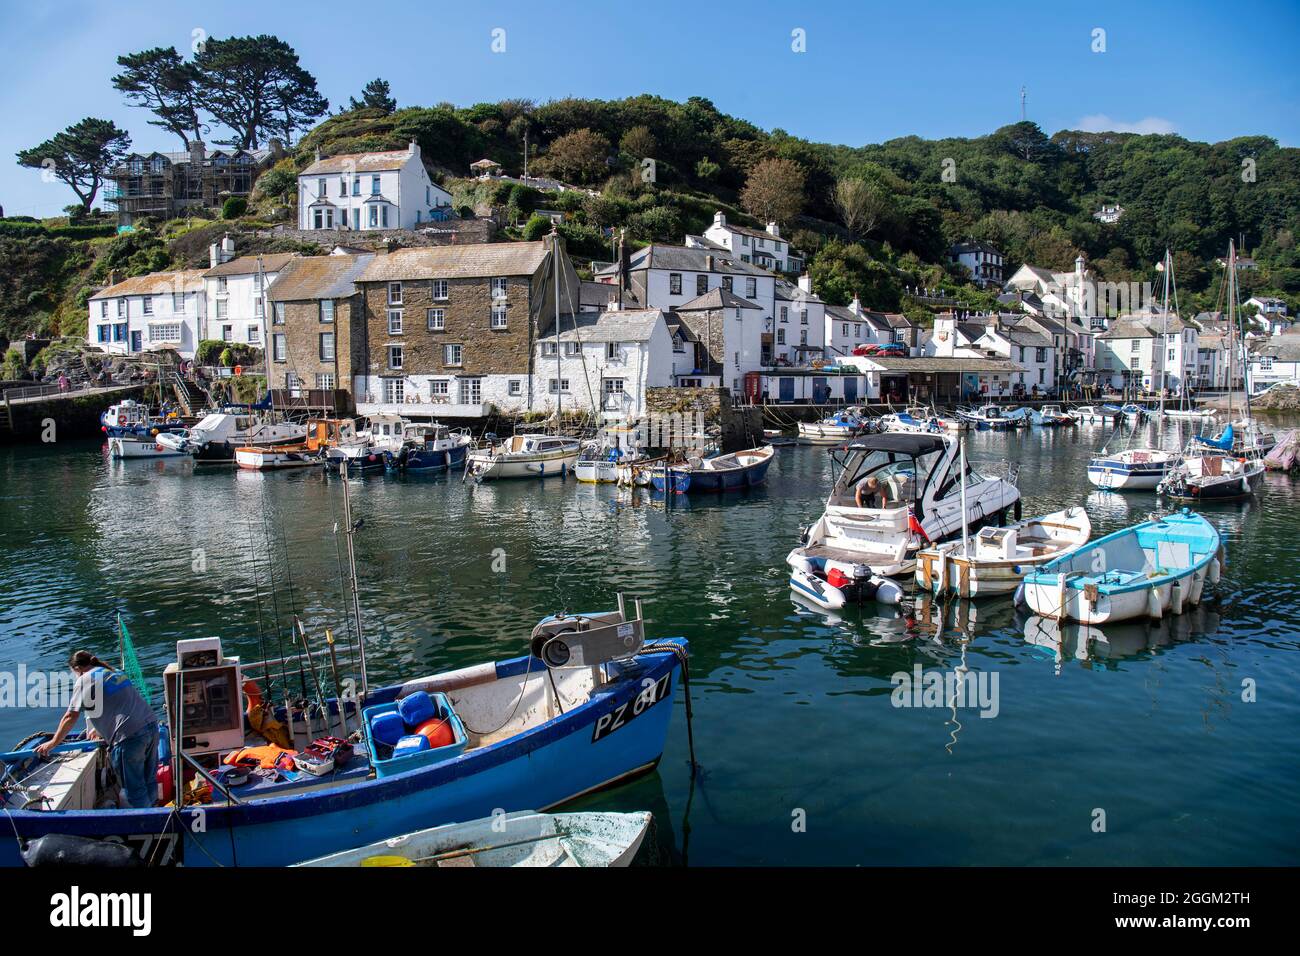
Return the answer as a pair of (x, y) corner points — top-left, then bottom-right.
(257, 255), (271, 419)
(340, 459), (369, 702)
(959, 437), (970, 557)
(1226, 242), (1237, 423)
(553, 227), (561, 430)
(1159, 248), (1171, 416)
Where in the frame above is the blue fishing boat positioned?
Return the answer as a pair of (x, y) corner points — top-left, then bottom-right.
(2, 604), (689, 868)
(1018, 510), (1222, 624)
(652, 445), (774, 493)
(384, 425), (473, 473)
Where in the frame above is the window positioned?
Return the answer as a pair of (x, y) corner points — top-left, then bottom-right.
(222, 325), (232, 342)
(97, 325), (109, 343)
(316, 373), (335, 390)
(443, 344), (462, 366)
(388, 282), (402, 306)
(147, 323), (181, 342)
(780, 307), (788, 323)
(508, 379), (522, 396)
(285, 372), (300, 395)
(549, 378), (571, 393)
(388, 310), (403, 334)
(606, 342), (620, 361)
(745, 278), (757, 298)
(491, 306), (507, 329)
(431, 379), (450, 397)
(800, 310), (808, 325)
(339, 177), (346, 197)
(777, 329), (786, 345)
(490, 277), (508, 299)
(272, 333), (286, 362)
(381, 205), (389, 228)
(217, 276), (228, 294)
(320, 300), (335, 323)
(352, 179), (360, 197)
(117, 299), (126, 318)
(247, 325), (260, 344)
(1131, 339), (1140, 353)
(114, 323), (127, 342)
(741, 235), (750, 247)
(255, 297), (264, 319)
(696, 274), (708, 295)
(319, 332), (335, 361)
(383, 377), (404, 403)
(543, 341), (558, 356)
(842, 323), (849, 337)
(388, 345), (404, 370)
(142, 297), (152, 315)
(1036, 347), (1047, 363)
(733, 352), (739, 368)
(432, 279), (448, 301)
(722, 276), (733, 292)
(216, 299), (229, 319)
(427, 308), (444, 331)
(459, 378), (482, 405)
(669, 273), (682, 295)
(371, 174), (381, 195)
(800, 330), (808, 346)
(1168, 348), (1175, 362)
(273, 302), (285, 325)
(99, 301), (107, 318)
(564, 342), (580, 357)
(368, 206), (378, 228)
(894, 330), (906, 344)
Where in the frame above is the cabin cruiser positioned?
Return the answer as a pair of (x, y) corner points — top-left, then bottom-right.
(154, 411), (307, 463)
(235, 418), (361, 471)
(1086, 447), (1176, 490)
(384, 424), (474, 473)
(1068, 405), (1111, 424)
(100, 399), (183, 438)
(786, 433), (1021, 606)
(879, 408), (943, 434)
(797, 407), (868, 444)
(1036, 405), (1073, 426)
(322, 413), (412, 472)
(1158, 451), (1265, 501)
(957, 405), (1014, 430)
(466, 432), (582, 480)
(576, 425), (643, 483)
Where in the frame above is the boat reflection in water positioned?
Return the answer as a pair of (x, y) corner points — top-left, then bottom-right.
(1020, 605), (1222, 674)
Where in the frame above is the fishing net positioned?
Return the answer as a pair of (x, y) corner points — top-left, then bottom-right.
(118, 613), (154, 708)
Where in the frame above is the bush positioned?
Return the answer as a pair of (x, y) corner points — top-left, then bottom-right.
(222, 197), (248, 220)
(194, 339), (227, 365)
(521, 214), (552, 242)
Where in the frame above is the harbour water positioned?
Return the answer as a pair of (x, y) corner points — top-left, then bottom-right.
(2, 417), (1298, 865)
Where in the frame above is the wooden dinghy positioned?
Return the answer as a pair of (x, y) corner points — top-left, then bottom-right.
(295, 810), (652, 867)
(915, 506), (1091, 598)
(1018, 510), (1222, 624)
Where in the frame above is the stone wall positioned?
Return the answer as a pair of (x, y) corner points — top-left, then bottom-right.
(644, 385), (763, 453)
(1, 385), (148, 444)
(271, 295), (362, 396)
(674, 310), (726, 372)
(261, 218), (493, 250)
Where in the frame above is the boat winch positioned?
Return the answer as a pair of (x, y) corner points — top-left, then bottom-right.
(529, 595), (646, 668)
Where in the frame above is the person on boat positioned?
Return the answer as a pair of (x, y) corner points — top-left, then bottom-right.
(35, 650), (159, 809)
(855, 475), (883, 508)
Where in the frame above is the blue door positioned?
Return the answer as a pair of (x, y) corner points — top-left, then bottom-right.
(779, 377), (795, 402)
(813, 377), (829, 403)
(130, 331), (142, 353)
(844, 377), (858, 402)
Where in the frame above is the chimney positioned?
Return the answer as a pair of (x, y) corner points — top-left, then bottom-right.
(766, 221), (780, 238)
(108, 270), (120, 286)
(408, 140), (420, 158)
(188, 140), (206, 165)
(705, 254), (715, 273)
(849, 293), (862, 317)
(797, 273), (813, 295)
(314, 147), (322, 163)
(617, 229), (630, 297)
(208, 243), (219, 269)
(712, 210), (725, 229)
(221, 234), (235, 257)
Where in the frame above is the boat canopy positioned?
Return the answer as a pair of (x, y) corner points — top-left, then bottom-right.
(840, 433), (948, 456)
(1195, 422), (1234, 451)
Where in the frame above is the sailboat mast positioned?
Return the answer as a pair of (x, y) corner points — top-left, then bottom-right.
(340, 459), (369, 702)
(1226, 242), (1236, 423)
(553, 230), (561, 428)
(1159, 248), (1171, 416)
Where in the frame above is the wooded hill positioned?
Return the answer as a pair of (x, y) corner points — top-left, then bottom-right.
(5, 93), (1298, 346)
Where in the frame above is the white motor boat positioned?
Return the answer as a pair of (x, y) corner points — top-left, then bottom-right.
(786, 432), (1021, 606)
(915, 506), (1091, 598)
(797, 407), (867, 444)
(154, 411), (307, 463)
(576, 424), (642, 483)
(1068, 405), (1109, 424)
(295, 810), (653, 868)
(466, 432), (582, 480)
(1158, 450), (1266, 501)
(323, 413), (411, 471)
(107, 434), (190, 460)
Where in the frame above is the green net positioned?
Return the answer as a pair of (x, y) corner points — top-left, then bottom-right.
(118, 613), (153, 707)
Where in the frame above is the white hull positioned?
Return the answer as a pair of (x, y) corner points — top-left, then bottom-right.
(1022, 560), (1218, 624)
(575, 460), (619, 483)
(798, 423), (858, 443)
(107, 436), (187, 460)
(234, 447), (317, 470)
(468, 450), (580, 480)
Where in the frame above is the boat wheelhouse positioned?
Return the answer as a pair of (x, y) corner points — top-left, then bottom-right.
(466, 433), (582, 481)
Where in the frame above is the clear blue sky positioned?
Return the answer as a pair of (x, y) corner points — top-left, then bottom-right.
(2, 0), (1297, 217)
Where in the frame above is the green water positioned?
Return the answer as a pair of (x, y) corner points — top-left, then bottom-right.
(2, 418), (1298, 865)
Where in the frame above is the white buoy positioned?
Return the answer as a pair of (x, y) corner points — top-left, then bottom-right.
(1146, 586), (1163, 620)
(1169, 580), (1185, 615)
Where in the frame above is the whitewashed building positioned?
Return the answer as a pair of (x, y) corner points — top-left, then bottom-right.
(531, 309), (677, 417)
(949, 241), (1004, 289)
(702, 211), (802, 273)
(772, 276), (825, 364)
(298, 142), (452, 231)
(87, 270), (206, 358)
(1245, 296), (1291, 335)
(200, 238), (296, 351)
(1246, 333), (1300, 394)
(1095, 312), (1199, 393)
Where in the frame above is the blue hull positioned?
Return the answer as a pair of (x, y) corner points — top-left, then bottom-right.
(650, 470), (691, 494)
(386, 443), (468, 473)
(1, 641), (685, 867)
(682, 455), (773, 492)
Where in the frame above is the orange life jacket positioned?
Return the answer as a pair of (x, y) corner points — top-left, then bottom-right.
(223, 744), (297, 770)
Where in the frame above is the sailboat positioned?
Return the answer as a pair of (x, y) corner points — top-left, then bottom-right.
(1159, 242), (1268, 501)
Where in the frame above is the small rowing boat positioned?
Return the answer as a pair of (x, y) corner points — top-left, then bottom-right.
(295, 810), (652, 867)
(1018, 510), (1222, 624)
(651, 444), (774, 493)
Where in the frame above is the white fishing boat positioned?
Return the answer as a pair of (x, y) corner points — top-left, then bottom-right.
(957, 404), (1014, 430)
(1158, 451), (1265, 501)
(295, 810), (652, 868)
(576, 424), (641, 483)
(916, 506), (1091, 598)
(106, 433), (190, 460)
(1086, 447), (1177, 490)
(1068, 405), (1110, 424)
(1019, 510), (1222, 624)
(234, 418), (357, 471)
(466, 432), (582, 480)
(786, 433), (1021, 607)
(1036, 405), (1074, 426)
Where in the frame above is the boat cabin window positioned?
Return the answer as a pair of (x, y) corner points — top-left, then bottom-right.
(834, 449), (939, 505)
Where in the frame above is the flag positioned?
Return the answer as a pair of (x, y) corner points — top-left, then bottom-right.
(118, 612), (153, 707)
(908, 506), (930, 543)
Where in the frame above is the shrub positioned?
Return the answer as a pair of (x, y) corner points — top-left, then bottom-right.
(222, 197), (248, 220)
(521, 214), (552, 242)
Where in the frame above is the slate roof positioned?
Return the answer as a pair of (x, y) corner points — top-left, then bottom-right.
(675, 287), (762, 311)
(91, 270), (205, 299)
(302, 149), (414, 176)
(538, 309), (664, 343)
(203, 253), (298, 278)
(358, 242), (550, 282)
(267, 254), (374, 301)
(627, 243), (772, 277)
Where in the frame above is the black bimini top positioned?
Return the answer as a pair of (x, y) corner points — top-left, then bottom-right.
(841, 433), (949, 456)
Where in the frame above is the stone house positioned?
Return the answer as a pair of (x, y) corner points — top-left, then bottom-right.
(265, 252), (374, 412)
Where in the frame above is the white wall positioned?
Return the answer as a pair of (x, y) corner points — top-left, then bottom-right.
(87, 288), (204, 358)
(203, 271), (280, 349)
(298, 153), (452, 231)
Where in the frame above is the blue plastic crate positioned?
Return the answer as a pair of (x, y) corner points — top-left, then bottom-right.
(362, 693), (468, 779)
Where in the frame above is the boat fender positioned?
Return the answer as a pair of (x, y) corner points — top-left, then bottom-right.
(1146, 586), (1163, 621)
(1169, 581), (1185, 615)
(873, 578), (904, 606)
(21, 834), (143, 868)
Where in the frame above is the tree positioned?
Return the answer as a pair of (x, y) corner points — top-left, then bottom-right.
(833, 177), (895, 240)
(112, 47), (204, 148)
(619, 125), (657, 159)
(16, 118), (131, 213)
(349, 78), (396, 114)
(541, 128), (610, 184)
(193, 35), (327, 148)
(741, 157), (805, 225)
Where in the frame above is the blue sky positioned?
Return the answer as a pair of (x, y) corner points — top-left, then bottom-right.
(3, 0), (1298, 216)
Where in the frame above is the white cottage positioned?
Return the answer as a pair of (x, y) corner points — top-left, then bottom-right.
(200, 238), (297, 350)
(298, 142), (452, 231)
(87, 270), (206, 358)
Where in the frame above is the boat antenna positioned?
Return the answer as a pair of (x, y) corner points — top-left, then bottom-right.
(959, 436), (970, 557)
(340, 458), (370, 702)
